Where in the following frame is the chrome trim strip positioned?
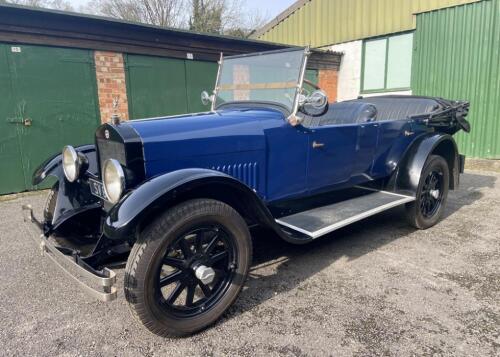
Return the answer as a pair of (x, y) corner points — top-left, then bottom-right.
(277, 219), (317, 237)
(22, 206), (117, 302)
(39, 236), (118, 301)
(212, 52), (224, 112)
(276, 194), (415, 239)
(354, 185), (417, 199)
(289, 47), (310, 121)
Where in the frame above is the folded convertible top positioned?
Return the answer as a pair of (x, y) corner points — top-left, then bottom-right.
(353, 95), (470, 134)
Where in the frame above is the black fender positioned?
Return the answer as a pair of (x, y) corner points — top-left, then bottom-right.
(388, 133), (460, 195)
(103, 168), (300, 243)
(32, 144), (98, 185)
(32, 145), (101, 233)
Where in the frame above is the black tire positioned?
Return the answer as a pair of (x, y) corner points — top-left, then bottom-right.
(406, 155), (449, 229)
(124, 199), (252, 337)
(43, 182), (59, 223)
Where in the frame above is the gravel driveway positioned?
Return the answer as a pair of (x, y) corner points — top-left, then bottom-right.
(0, 170), (499, 356)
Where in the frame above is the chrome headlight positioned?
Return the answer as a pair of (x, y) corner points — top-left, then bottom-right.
(103, 159), (125, 204)
(62, 146), (81, 182)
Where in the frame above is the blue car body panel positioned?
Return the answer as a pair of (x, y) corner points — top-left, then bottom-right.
(126, 107), (400, 204)
(125, 106), (432, 204)
(128, 107), (315, 202)
(32, 96), (469, 243)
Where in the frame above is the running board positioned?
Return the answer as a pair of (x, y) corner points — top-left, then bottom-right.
(276, 190), (415, 239)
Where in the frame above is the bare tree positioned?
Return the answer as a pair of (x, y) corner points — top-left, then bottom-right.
(188, 0), (269, 37)
(189, 0), (223, 34)
(81, 0), (269, 37)
(2, 0), (46, 6)
(1, 0), (268, 37)
(2, 0), (74, 10)
(87, 0), (187, 28)
(224, 6), (270, 38)
(49, 0), (73, 11)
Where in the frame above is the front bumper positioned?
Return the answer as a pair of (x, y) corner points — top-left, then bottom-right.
(22, 204), (117, 302)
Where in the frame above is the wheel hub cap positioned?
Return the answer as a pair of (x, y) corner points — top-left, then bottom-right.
(430, 189), (440, 199)
(194, 265), (216, 285)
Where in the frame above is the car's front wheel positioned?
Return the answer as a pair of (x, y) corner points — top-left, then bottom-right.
(124, 199), (252, 337)
(406, 155), (449, 229)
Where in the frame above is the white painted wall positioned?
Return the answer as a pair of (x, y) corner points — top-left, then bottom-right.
(326, 41), (412, 101)
(328, 40), (362, 101)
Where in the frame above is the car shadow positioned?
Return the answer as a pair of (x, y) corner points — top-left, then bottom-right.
(442, 171), (496, 219)
(224, 171), (496, 320)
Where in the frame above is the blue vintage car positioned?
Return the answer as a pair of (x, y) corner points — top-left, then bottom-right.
(24, 48), (470, 336)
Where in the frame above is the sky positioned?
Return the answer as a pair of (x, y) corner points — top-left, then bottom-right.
(243, 0), (294, 19)
(69, 0), (295, 22)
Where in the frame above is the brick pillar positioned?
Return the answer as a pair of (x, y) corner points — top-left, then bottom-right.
(318, 69), (338, 103)
(94, 51), (129, 123)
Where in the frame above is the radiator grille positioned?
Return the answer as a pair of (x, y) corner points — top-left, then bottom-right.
(96, 138), (126, 173)
(211, 163), (259, 190)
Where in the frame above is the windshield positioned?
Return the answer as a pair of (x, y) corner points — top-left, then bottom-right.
(214, 48), (307, 112)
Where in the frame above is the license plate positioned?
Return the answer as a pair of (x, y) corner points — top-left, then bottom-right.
(89, 178), (107, 200)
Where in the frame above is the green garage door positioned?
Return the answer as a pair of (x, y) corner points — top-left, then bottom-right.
(125, 54), (218, 119)
(412, 0), (500, 159)
(0, 44), (100, 194)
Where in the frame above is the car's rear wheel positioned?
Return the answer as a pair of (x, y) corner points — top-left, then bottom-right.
(406, 155), (449, 229)
(124, 199), (252, 337)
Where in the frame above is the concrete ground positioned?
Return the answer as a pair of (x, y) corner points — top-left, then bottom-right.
(0, 170), (498, 357)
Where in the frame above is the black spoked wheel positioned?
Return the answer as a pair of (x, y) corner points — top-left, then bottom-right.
(419, 170), (444, 219)
(157, 225), (236, 317)
(406, 155), (449, 229)
(125, 199), (251, 337)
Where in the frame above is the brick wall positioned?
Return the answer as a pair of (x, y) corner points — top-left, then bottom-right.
(94, 51), (129, 123)
(318, 69), (338, 103)
(92, 51), (338, 121)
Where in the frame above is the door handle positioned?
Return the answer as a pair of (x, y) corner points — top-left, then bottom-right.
(7, 118), (32, 126)
(312, 141), (325, 149)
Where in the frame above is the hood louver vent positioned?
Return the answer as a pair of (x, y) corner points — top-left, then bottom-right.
(211, 163), (259, 190)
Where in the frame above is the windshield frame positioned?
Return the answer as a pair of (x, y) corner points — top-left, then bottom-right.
(211, 47), (310, 118)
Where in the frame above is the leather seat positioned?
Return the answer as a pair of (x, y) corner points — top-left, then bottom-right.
(303, 102), (377, 127)
(357, 96), (439, 121)
(301, 96), (441, 127)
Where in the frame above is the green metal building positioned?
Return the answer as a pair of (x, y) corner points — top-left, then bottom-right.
(256, 0), (500, 160)
(0, 4), (343, 195)
(0, 5), (287, 195)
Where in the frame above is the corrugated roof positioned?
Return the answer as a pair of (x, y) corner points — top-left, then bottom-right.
(0, 4), (343, 68)
(254, 0), (482, 47)
(0, 3), (289, 61)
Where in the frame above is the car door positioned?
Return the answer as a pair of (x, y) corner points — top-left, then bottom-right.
(306, 124), (359, 194)
(350, 122), (380, 181)
(264, 121), (310, 202)
(370, 119), (424, 178)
